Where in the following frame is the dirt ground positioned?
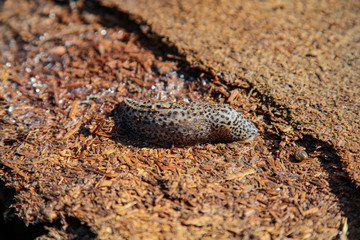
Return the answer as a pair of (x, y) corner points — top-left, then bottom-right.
(0, 0), (359, 239)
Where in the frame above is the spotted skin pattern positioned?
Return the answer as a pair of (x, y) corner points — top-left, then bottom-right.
(116, 98), (258, 146)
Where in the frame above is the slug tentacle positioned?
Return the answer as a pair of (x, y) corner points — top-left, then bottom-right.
(115, 98), (258, 146)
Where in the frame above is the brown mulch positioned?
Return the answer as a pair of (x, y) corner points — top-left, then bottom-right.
(0, 0), (359, 239)
(102, 0), (360, 186)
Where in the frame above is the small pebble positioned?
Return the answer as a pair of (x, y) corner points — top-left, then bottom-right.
(295, 149), (308, 161)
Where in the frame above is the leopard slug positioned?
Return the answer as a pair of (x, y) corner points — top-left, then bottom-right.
(114, 98), (258, 146)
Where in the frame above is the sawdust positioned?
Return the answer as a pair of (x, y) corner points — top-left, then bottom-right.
(0, 0), (359, 239)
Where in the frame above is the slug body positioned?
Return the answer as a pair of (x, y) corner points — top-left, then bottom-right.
(116, 98), (258, 146)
